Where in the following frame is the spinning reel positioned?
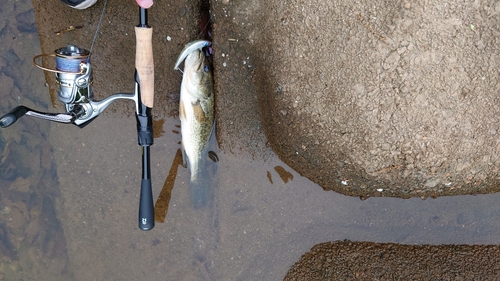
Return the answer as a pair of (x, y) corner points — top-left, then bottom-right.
(0, 5), (157, 231)
(0, 44), (136, 128)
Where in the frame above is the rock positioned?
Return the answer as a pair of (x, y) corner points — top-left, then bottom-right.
(0, 74), (15, 99)
(15, 9), (37, 33)
(24, 218), (41, 245)
(424, 178), (440, 188)
(40, 143), (53, 171)
(8, 177), (30, 193)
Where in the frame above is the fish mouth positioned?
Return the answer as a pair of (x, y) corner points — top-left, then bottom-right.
(193, 51), (205, 72)
(174, 40), (211, 71)
(183, 49), (204, 70)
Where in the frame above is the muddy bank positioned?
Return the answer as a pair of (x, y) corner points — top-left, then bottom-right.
(210, 0), (274, 160)
(284, 240), (500, 280)
(255, 0), (500, 198)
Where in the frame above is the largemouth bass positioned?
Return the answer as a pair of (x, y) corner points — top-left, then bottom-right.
(177, 44), (215, 208)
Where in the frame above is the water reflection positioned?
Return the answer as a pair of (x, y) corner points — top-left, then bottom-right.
(154, 148), (181, 223)
(0, 1), (68, 280)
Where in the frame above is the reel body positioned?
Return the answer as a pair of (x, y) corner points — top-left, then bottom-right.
(0, 44), (136, 128)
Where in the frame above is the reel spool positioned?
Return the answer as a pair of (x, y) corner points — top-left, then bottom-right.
(33, 44), (89, 73)
(33, 44), (93, 105)
(54, 45), (90, 73)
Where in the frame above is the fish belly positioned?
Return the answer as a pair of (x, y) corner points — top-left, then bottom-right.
(179, 88), (214, 208)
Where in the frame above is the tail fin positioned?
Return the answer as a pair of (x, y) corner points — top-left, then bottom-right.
(189, 121), (218, 209)
(190, 170), (212, 209)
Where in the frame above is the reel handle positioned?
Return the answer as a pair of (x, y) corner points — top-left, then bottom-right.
(0, 106), (27, 128)
(0, 106), (76, 128)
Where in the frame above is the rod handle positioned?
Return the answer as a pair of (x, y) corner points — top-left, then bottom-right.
(139, 178), (155, 230)
(135, 26), (154, 108)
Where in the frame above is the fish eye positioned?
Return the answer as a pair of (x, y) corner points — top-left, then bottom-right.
(203, 65), (210, 72)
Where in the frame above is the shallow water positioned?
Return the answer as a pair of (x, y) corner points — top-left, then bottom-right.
(1, 0), (500, 280)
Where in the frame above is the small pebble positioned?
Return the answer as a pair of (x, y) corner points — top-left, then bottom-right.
(166, 36), (172, 41)
(179, 7), (186, 16)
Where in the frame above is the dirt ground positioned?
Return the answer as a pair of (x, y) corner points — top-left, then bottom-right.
(284, 240), (500, 280)
(254, 0), (500, 199)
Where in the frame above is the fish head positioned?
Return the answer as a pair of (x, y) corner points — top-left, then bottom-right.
(184, 50), (213, 94)
(184, 49), (210, 73)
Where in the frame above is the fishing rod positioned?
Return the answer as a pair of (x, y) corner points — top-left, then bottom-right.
(0, 2), (156, 231)
(134, 6), (155, 231)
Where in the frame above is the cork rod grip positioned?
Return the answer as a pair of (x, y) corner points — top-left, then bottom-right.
(135, 26), (154, 108)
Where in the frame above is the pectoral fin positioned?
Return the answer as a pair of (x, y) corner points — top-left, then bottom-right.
(181, 143), (188, 168)
(191, 100), (207, 123)
(179, 100), (187, 121)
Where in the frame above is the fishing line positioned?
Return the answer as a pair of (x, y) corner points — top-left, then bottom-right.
(88, 0), (109, 60)
(197, 19), (211, 40)
(51, 0), (108, 73)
